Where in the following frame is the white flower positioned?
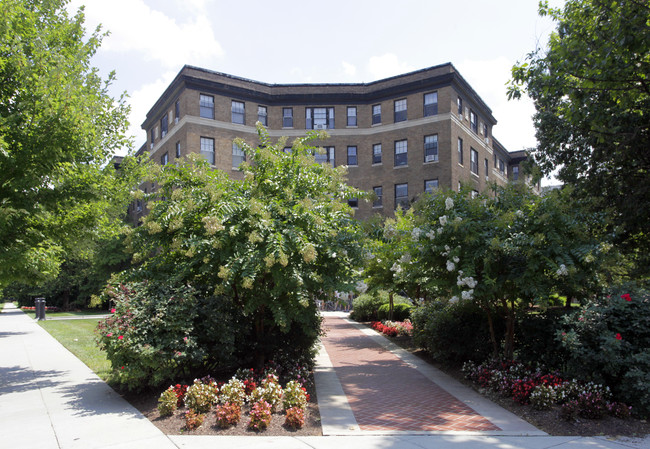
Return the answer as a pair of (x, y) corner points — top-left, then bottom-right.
(446, 261), (456, 272)
(455, 216), (463, 223)
(515, 210), (524, 218)
(399, 253), (411, 264)
(356, 281), (368, 293)
(426, 230), (436, 240)
(556, 264), (568, 276)
(445, 245), (450, 251)
(439, 215), (448, 226)
(436, 227), (443, 234)
(449, 296), (459, 303)
(411, 227), (421, 240)
(462, 290), (473, 300)
(453, 256), (459, 263)
(465, 277), (478, 289)
(445, 197), (454, 210)
(390, 263), (403, 274)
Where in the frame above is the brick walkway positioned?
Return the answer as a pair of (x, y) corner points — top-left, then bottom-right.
(320, 314), (500, 432)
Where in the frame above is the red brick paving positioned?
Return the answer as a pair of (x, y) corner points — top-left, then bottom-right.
(321, 315), (500, 432)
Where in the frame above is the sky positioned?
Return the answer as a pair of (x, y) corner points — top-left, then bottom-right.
(68, 0), (564, 184)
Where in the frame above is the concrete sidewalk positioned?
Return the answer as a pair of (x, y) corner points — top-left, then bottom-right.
(1, 304), (648, 449)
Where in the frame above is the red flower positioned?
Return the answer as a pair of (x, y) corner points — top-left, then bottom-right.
(118, 335), (124, 340)
(111, 308), (116, 313)
(615, 333), (622, 340)
(621, 294), (631, 302)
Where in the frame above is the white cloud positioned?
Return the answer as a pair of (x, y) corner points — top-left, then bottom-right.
(342, 61), (357, 77)
(70, 0), (223, 69)
(367, 54), (415, 80)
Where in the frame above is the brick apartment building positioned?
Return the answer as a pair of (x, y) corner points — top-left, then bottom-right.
(132, 63), (536, 222)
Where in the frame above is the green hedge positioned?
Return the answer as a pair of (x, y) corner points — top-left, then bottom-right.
(377, 303), (413, 321)
(350, 291), (409, 321)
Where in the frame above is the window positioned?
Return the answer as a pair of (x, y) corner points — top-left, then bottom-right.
(282, 108), (293, 128)
(232, 100), (245, 124)
(424, 135), (438, 162)
(258, 105), (268, 126)
(315, 146), (335, 167)
(160, 115), (168, 138)
(200, 137), (215, 164)
(457, 96), (463, 115)
(232, 142), (245, 169)
(347, 107), (357, 127)
(395, 183), (409, 209)
(176, 141), (181, 158)
(484, 158), (489, 177)
(306, 107), (334, 129)
(424, 179), (439, 193)
(372, 104), (381, 124)
(394, 99), (407, 122)
(175, 100), (180, 123)
(200, 94), (214, 119)
(373, 186), (383, 208)
(160, 152), (169, 166)
(499, 158), (505, 174)
(470, 110), (478, 133)
(483, 123), (489, 138)
(394, 140), (407, 167)
(150, 128), (155, 149)
(494, 153), (497, 168)
(470, 148), (479, 175)
(471, 190), (479, 198)
(347, 146), (358, 165)
(424, 92), (438, 116)
(372, 143), (382, 164)
(458, 138), (464, 165)
(513, 165), (519, 181)
(348, 198), (358, 208)
(283, 147), (292, 154)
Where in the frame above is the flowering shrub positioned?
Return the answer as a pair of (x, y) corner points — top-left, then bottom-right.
(157, 387), (178, 417)
(184, 379), (218, 413)
(560, 400), (580, 421)
(371, 320), (412, 338)
(172, 384), (189, 408)
(215, 402), (241, 428)
(248, 400), (272, 431)
(284, 406), (305, 429)
(250, 374), (283, 412)
(608, 402), (632, 419)
(576, 392), (607, 419)
(183, 409), (205, 431)
(219, 378), (246, 407)
(530, 385), (557, 410)
(283, 380), (308, 411)
(558, 285), (650, 416)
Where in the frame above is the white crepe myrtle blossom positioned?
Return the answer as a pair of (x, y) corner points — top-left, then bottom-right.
(446, 260), (456, 272)
(462, 290), (474, 300)
(445, 197), (454, 210)
(556, 264), (569, 276)
(356, 281), (368, 293)
(390, 263), (403, 274)
(426, 230), (436, 240)
(411, 227), (422, 240)
(439, 215), (448, 226)
(449, 295), (459, 303)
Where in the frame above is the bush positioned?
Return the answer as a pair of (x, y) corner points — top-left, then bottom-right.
(558, 284), (650, 417)
(249, 374), (283, 412)
(157, 387), (178, 417)
(219, 378), (246, 407)
(215, 402), (241, 428)
(516, 308), (574, 369)
(284, 406), (305, 429)
(184, 380), (218, 413)
(530, 385), (557, 410)
(183, 409), (205, 430)
(96, 281), (240, 391)
(412, 300), (505, 364)
(282, 380), (308, 411)
(248, 400), (272, 431)
(377, 303), (413, 321)
(350, 291), (409, 321)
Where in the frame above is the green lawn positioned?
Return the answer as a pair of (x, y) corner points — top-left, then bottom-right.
(22, 309), (109, 319)
(38, 319), (113, 381)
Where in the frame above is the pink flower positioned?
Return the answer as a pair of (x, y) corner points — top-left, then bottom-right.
(107, 333), (113, 337)
(111, 308), (116, 313)
(615, 333), (622, 340)
(621, 294), (631, 302)
(118, 335), (124, 340)
(183, 337), (188, 342)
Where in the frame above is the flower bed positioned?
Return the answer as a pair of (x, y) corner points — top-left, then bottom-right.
(371, 319), (413, 337)
(462, 359), (631, 420)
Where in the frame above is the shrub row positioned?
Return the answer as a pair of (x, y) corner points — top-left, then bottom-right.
(349, 291), (411, 321)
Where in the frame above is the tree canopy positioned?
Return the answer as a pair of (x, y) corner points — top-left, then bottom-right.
(0, 0), (133, 287)
(508, 0), (650, 271)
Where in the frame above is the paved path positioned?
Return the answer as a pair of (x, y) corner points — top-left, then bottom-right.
(1, 304), (649, 448)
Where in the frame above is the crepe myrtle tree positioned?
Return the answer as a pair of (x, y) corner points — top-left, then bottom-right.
(402, 183), (606, 359)
(126, 124), (367, 366)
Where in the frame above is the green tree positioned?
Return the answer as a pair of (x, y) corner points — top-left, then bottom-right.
(508, 0), (650, 273)
(125, 125), (365, 367)
(0, 0), (132, 287)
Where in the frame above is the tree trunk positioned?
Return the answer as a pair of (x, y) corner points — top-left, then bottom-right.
(389, 291), (394, 321)
(483, 305), (499, 357)
(502, 298), (516, 360)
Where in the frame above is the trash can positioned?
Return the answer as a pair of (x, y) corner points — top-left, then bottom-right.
(35, 297), (46, 321)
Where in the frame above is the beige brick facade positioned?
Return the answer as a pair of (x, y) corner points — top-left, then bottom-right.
(132, 63), (536, 222)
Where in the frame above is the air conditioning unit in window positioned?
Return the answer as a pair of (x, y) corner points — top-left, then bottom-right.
(175, 118), (179, 124)
(485, 137), (490, 144)
(150, 143), (153, 150)
(314, 124), (327, 130)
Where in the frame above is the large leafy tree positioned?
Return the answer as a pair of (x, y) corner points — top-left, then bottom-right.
(125, 125), (366, 366)
(508, 0), (650, 272)
(0, 0), (132, 287)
